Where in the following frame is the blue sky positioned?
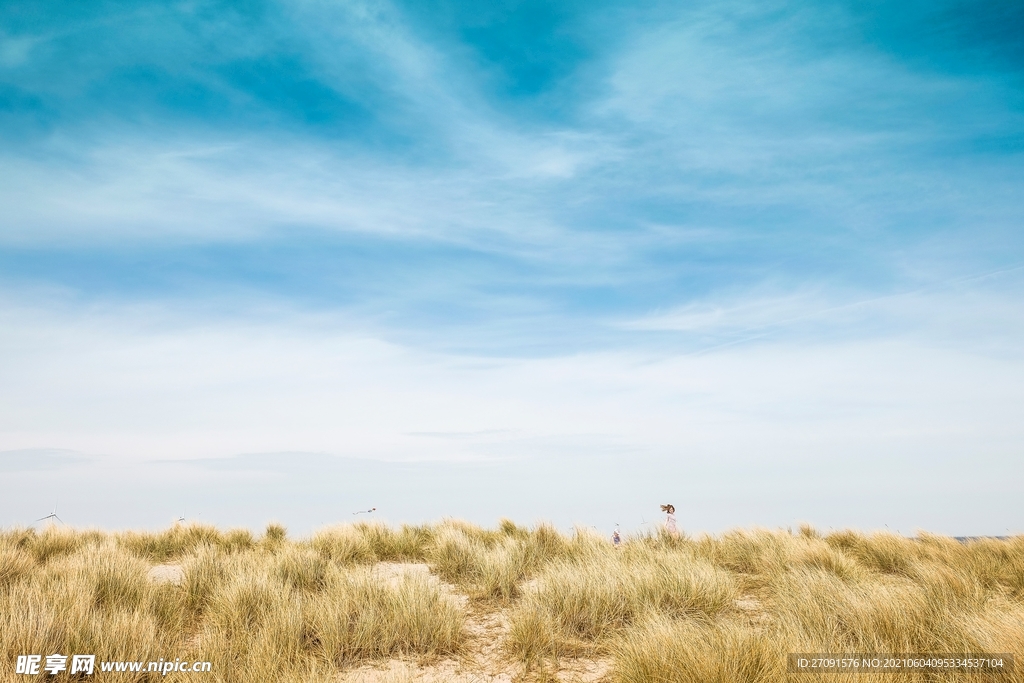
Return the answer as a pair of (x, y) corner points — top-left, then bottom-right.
(1, 0), (1023, 534)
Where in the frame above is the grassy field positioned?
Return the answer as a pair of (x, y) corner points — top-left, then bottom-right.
(1, 521), (1022, 682)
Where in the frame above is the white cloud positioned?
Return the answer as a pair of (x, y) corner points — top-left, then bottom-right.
(2, 284), (1022, 532)
(2, 287), (1021, 463)
(0, 34), (37, 68)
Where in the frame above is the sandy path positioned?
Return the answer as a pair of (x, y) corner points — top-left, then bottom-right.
(337, 563), (610, 683)
(145, 560), (610, 681)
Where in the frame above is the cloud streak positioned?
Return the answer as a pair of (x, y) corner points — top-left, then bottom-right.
(1, 291), (1022, 532)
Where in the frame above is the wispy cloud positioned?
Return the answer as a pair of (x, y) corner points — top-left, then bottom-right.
(0, 448), (90, 472)
(2, 0), (1023, 531)
(2, 292), (1023, 531)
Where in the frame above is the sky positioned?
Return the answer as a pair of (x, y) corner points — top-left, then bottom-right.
(1, 0), (1023, 536)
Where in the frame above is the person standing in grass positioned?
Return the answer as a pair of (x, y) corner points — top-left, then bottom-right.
(661, 504), (678, 537)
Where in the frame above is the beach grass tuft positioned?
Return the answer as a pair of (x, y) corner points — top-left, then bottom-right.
(1, 523), (1021, 682)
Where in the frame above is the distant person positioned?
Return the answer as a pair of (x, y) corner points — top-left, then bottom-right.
(612, 526), (621, 547)
(660, 504), (678, 537)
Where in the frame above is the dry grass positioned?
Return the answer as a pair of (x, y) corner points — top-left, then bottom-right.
(0, 524), (463, 682)
(506, 548), (737, 660)
(612, 616), (780, 683)
(0, 523), (1021, 682)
